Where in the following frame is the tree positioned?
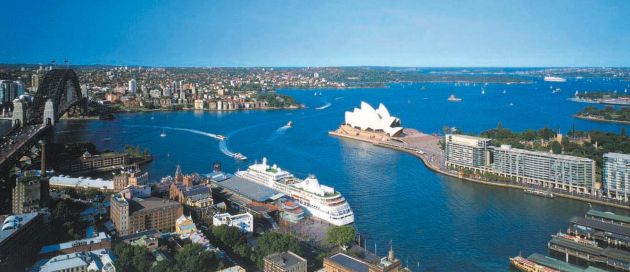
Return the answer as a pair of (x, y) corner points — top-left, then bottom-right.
(255, 232), (302, 267)
(326, 225), (356, 249)
(174, 243), (221, 272)
(113, 243), (152, 272)
(550, 141), (562, 154)
(150, 260), (172, 272)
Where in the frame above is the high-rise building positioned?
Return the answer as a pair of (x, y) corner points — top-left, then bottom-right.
(12, 175), (42, 214)
(444, 134), (492, 169)
(0, 80), (20, 104)
(264, 251), (307, 272)
(31, 74), (39, 91)
(490, 145), (596, 193)
(128, 78), (137, 94)
(603, 152), (630, 201)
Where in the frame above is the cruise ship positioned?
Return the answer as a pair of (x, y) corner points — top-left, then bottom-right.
(235, 158), (354, 225)
(543, 76), (566, 82)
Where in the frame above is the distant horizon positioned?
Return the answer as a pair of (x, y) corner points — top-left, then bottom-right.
(1, 62), (629, 69)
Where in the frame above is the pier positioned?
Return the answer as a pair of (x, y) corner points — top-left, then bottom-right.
(329, 125), (630, 210)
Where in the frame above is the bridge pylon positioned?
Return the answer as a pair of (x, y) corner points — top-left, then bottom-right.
(43, 99), (56, 126)
(11, 99), (26, 128)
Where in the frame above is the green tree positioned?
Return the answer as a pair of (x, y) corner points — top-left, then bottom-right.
(113, 243), (152, 272)
(326, 225), (356, 249)
(550, 141), (562, 154)
(174, 243), (221, 272)
(255, 232), (302, 267)
(150, 260), (172, 272)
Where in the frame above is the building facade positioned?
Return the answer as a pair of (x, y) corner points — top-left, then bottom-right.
(110, 194), (183, 236)
(65, 151), (129, 173)
(12, 175), (42, 214)
(212, 213), (254, 233)
(603, 152), (630, 201)
(444, 134), (491, 169)
(444, 134), (596, 194)
(0, 213), (45, 271)
(490, 145), (596, 193)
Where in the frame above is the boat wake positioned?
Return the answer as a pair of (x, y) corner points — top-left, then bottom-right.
(123, 125), (224, 140)
(316, 103), (331, 110)
(334, 96), (344, 100)
(267, 125), (290, 143)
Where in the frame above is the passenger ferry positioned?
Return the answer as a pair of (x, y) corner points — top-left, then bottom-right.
(509, 256), (559, 272)
(235, 158), (354, 225)
(544, 76), (567, 82)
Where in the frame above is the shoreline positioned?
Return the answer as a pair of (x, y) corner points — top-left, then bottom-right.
(574, 114), (630, 124)
(328, 130), (630, 210)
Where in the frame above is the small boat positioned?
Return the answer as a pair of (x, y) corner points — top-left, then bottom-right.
(286, 121), (293, 127)
(447, 94), (462, 102)
(509, 102), (514, 106)
(503, 90), (507, 94)
(216, 134), (226, 140)
(233, 153), (247, 161)
(481, 88), (485, 95)
(160, 130), (167, 137)
(103, 137), (112, 141)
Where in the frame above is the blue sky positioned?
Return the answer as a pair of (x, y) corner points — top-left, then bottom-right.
(1, 0), (629, 67)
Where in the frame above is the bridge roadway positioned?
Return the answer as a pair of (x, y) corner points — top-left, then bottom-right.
(0, 124), (50, 168)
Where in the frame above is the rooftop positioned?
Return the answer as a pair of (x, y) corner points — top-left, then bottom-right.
(527, 253), (600, 272)
(586, 209), (630, 225)
(0, 212), (39, 244)
(493, 145), (595, 162)
(213, 175), (279, 202)
(129, 197), (181, 214)
(549, 236), (603, 256)
(39, 232), (110, 254)
(265, 251), (306, 269)
(328, 253), (369, 272)
(570, 216), (630, 237)
(50, 175), (113, 190)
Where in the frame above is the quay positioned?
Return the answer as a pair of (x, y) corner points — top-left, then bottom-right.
(329, 116), (630, 210)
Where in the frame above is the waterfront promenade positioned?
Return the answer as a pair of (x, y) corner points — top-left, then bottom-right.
(329, 126), (630, 210)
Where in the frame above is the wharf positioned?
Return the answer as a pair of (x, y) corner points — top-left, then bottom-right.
(329, 126), (630, 210)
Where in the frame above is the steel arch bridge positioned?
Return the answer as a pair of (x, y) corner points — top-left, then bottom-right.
(26, 69), (86, 125)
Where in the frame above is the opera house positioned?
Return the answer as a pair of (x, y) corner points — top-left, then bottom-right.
(343, 101), (404, 137)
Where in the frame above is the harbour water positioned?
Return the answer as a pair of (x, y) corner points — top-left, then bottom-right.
(6, 77), (630, 270)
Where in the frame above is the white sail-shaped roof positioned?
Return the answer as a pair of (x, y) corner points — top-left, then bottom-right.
(344, 102), (403, 136)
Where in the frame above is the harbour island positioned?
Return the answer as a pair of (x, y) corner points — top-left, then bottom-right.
(330, 101), (630, 210)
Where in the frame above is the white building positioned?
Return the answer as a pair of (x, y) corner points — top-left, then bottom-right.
(49, 175), (114, 192)
(344, 102), (403, 136)
(212, 212), (253, 233)
(603, 152), (630, 201)
(128, 79), (137, 95)
(34, 249), (116, 272)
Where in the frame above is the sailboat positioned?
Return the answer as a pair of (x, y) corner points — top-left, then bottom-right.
(160, 130), (167, 137)
(503, 90), (507, 94)
(481, 88), (485, 95)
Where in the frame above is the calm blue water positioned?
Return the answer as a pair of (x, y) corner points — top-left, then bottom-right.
(21, 78), (630, 271)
